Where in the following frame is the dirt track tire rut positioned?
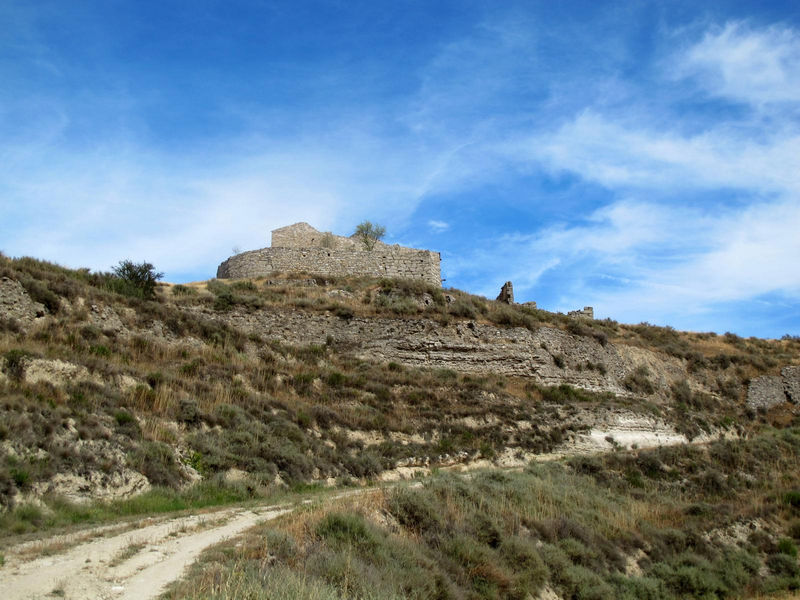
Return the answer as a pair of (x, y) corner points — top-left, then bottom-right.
(0, 504), (291, 600)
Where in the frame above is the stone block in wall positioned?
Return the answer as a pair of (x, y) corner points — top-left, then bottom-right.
(747, 375), (787, 410)
(783, 366), (800, 403)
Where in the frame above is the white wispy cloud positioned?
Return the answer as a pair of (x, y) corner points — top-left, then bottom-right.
(427, 220), (450, 232)
(520, 110), (800, 195)
(451, 19), (800, 332)
(457, 194), (800, 330)
(0, 141), (426, 279)
(676, 21), (800, 105)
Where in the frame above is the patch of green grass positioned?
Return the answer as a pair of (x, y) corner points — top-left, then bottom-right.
(0, 479), (262, 539)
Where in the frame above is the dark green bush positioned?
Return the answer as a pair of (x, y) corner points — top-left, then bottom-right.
(177, 399), (201, 425)
(387, 487), (443, 535)
(130, 441), (184, 488)
(107, 260), (163, 299)
(449, 299), (479, 319)
(501, 536), (549, 596)
(316, 512), (379, 553)
(623, 366), (656, 395)
(3, 349), (31, 381)
(671, 379), (692, 404)
(20, 278), (61, 313)
(767, 552), (800, 577)
(785, 490), (800, 508)
(778, 538), (798, 557)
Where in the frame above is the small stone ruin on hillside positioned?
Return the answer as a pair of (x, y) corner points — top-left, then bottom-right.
(747, 366), (800, 411)
(217, 222), (441, 287)
(494, 281), (591, 318)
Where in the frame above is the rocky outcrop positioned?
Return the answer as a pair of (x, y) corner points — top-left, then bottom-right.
(0, 277), (46, 327)
(198, 306), (692, 399)
(746, 366), (800, 410)
(746, 376), (785, 410)
(782, 366), (800, 404)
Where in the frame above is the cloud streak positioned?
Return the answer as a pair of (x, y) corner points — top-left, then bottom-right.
(677, 21), (800, 105)
(1, 6), (799, 336)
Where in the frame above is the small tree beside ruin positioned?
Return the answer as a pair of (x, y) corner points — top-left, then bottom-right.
(354, 221), (386, 251)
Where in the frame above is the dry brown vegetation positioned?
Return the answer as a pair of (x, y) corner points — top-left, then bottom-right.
(166, 429), (800, 600)
(1, 253), (798, 567)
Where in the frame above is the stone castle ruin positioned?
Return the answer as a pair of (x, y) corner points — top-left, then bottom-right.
(568, 306), (595, 320)
(217, 222), (442, 287)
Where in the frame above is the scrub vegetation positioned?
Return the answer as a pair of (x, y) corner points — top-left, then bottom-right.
(166, 428), (800, 600)
(1, 252), (799, 598)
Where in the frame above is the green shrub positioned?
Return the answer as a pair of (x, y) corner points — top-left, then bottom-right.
(113, 410), (135, 426)
(387, 487), (443, 535)
(89, 344), (111, 357)
(671, 379), (692, 404)
(788, 519), (800, 540)
(231, 280), (257, 292)
(609, 575), (667, 600)
(20, 278), (61, 313)
(13, 503), (44, 528)
(326, 371), (347, 387)
(562, 564), (615, 600)
(623, 366), (656, 395)
(501, 536), (549, 596)
(3, 349), (31, 381)
(130, 441), (184, 488)
(449, 299), (479, 319)
(649, 551), (733, 598)
(333, 305), (354, 320)
(490, 304), (536, 330)
(10, 467), (30, 488)
(316, 513), (379, 553)
(778, 538), (798, 557)
(785, 490), (800, 508)
(107, 260), (163, 299)
(171, 284), (196, 295)
(0, 317), (21, 333)
(767, 552), (800, 577)
(375, 294), (419, 315)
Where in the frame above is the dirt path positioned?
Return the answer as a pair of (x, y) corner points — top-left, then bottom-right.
(0, 503), (293, 600)
(0, 423), (727, 600)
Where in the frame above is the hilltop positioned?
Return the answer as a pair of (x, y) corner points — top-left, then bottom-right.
(1, 253), (798, 507)
(2, 254), (800, 598)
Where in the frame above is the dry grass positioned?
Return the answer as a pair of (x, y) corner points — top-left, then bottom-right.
(167, 431), (800, 599)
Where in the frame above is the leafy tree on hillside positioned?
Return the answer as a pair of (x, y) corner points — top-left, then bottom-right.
(108, 260), (164, 299)
(354, 221), (386, 251)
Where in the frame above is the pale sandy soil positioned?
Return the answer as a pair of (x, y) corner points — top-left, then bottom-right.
(0, 504), (291, 600)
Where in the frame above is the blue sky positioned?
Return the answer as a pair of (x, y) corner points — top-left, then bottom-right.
(2, 1), (799, 337)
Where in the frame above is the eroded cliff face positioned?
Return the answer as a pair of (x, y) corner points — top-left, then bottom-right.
(3, 268), (798, 505)
(198, 306), (694, 401)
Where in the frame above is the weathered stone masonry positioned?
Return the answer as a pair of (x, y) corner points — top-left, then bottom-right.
(217, 222), (442, 288)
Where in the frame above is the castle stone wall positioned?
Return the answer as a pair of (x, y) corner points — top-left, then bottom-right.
(217, 246), (441, 287)
(271, 222), (361, 249)
(746, 366), (800, 410)
(569, 307), (595, 320)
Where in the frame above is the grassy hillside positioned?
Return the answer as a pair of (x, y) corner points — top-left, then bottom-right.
(167, 428), (800, 599)
(0, 253), (798, 551)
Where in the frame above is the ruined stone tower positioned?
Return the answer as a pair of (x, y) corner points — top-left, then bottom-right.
(217, 222), (442, 287)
